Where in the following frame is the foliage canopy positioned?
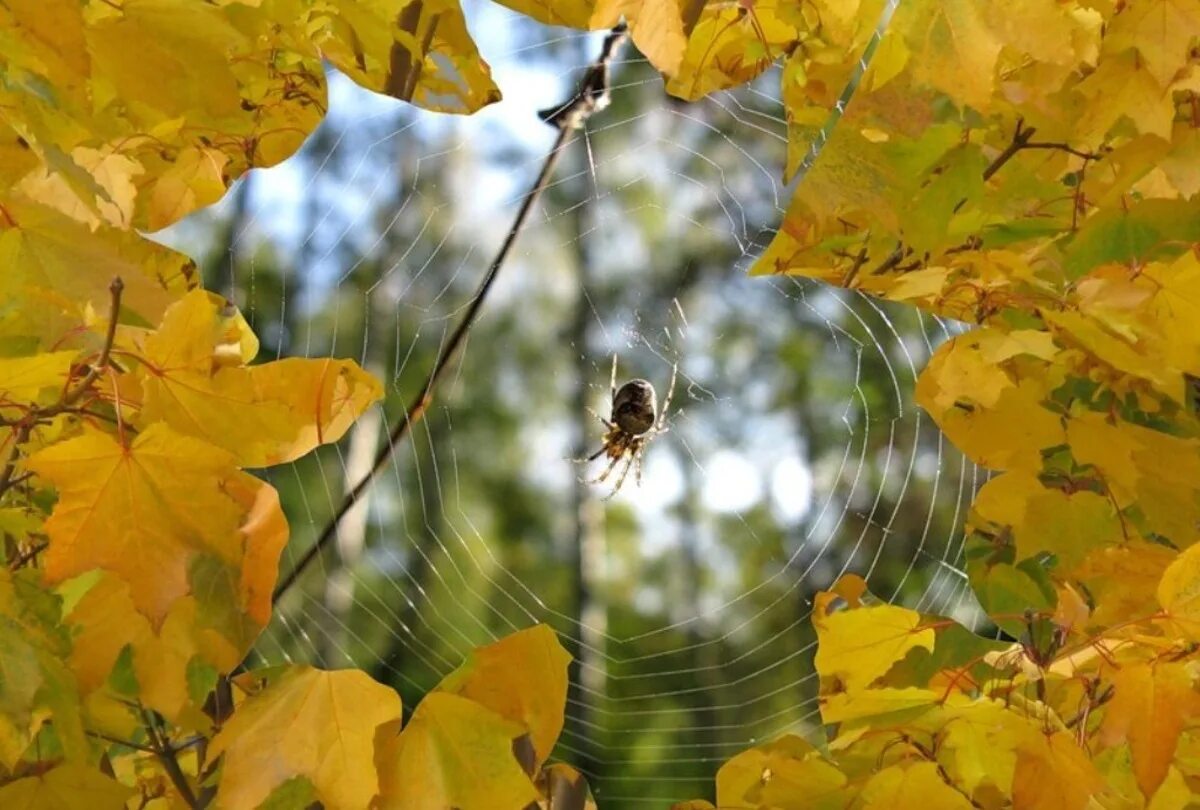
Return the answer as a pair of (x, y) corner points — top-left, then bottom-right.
(1, 0), (1198, 807)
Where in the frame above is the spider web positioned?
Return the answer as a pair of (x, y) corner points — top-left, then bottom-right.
(161, 2), (988, 804)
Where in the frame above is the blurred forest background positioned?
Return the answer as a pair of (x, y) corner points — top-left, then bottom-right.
(159, 7), (985, 805)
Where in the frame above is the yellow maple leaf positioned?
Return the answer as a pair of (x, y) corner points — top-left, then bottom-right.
(716, 735), (847, 809)
(0, 351), (77, 406)
(374, 691), (539, 810)
(27, 424), (246, 624)
(1012, 732), (1106, 810)
(133, 289), (383, 467)
(210, 665), (403, 809)
(310, 0), (501, 114)
(666, 0), (802, 100)
(813, 592), (935, 692)
(859, 761), (975, 808)
(0, 569), (87, 768)
(1100, 662), (1200, 798)
(1157, 543), (1200, 640)
(594, 0), (699, 75)
(0, 198), (195, 349)
(436, 624), (571, 768)
(0, 763), (132, 810)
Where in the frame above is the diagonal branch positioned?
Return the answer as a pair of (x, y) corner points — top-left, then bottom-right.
(271, 25), (629, 604)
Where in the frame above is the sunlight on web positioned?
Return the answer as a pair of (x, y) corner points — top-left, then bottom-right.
(157, 1), (988, 803)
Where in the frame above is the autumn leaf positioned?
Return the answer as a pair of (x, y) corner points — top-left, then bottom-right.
(374, 692), (540, 810)
(593, 0), (700, 75)
(716, 735), (848, 809)
(1100, 662), (1200, 798)
(132, 289), (383, 468)
(310, 0), (502, 114)
(28, 424), (247, 623)
(1157, 543), (1200, 640)
(0, 351), (77, 407)
(666, 0), (802, 101)
(813, 591), (935, 692)
(0, 569), (86, 767)
(0, 764), (132, 810)
(209, 665), (403, 809)
(1012, 732), (1106, 810)
(436, 624), (571, 767)
(858, 761), (974, 808)
(0, 197), (196, 349)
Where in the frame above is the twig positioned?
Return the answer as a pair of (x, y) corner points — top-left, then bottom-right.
(139, 706), (200, 809)
(60, 277), (124, 409)
(982, 119), (1037, 182)
(86, 728), (158, 755)
(0, 277), (123, 498)
(271, 26), (629, 604)
(8, 540), (47, 570)
(841, 244), (869, 288)
(869, 243), (907, 275)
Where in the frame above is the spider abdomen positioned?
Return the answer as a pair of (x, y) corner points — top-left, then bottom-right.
(613, 379), (657, 435)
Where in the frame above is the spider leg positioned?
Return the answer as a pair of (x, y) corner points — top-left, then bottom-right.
(573, 445), (609, 464)
(634, 447), (645, 487)
(603, 454), (636, 500)
(587, 452), (624, 484)
(656, 359), (679, 431)
(586, 407), (614, 430)
(610, 353), (618, 402)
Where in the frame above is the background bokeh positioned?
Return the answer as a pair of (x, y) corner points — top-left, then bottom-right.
(159, 5), (987, 804)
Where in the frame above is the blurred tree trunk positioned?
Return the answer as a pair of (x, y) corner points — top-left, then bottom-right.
(565, 145), (605, 785)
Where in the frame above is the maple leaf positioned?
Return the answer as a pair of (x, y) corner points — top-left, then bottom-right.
(373, 691), (540, 810)
(1100, 662), (1200, 798)
(1012, 732), (1106, 810)
(209, 665), (403, 809)
(716, 735), (848, 809)
(0, 764), (132, 810)
(0, 569), (86, 768)
(27, 424), (259, 624)
(1157, 543), (1200, 640)
(859, 761), (975, 808)
(436, 623), (571, 767)
(0, 351), (76, 407)
(0, 198), (196, 350)
(131, 289), (383, 468)
(813, 594), (935, 693)
(666, 0), (803, 101)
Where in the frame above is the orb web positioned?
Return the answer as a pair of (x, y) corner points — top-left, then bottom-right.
(162, 3), (988, 804)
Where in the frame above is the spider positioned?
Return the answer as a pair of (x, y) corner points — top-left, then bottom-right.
(577, 354), (677, 498)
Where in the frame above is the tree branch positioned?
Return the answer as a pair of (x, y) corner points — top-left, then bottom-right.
(271, 25), (629, 604)
(139, 707), (200, 809)
(0, 277), (123, 499)
(982, 119), (1036, 182)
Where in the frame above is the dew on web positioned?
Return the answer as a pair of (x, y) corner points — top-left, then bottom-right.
(154, 3), (993, 803)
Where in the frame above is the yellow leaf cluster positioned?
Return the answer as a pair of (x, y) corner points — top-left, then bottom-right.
(204, 625), (575, 810)
(0, 0), (501, 238)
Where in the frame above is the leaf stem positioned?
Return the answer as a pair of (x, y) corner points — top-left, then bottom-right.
(59, 277), (124, 410)
(270, 25), (629, 604)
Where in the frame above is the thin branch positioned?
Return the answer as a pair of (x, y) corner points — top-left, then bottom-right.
(0, 277), (124, 498)
(8, 540), (47, 570)
(1022, 141), (1102, 161)
(139, 706), (200, 810)
(982, 119), (1036, 182)
(86, 728), (158, 755)
(58, 276), (124, 410)
(271, 25), (630, 604)
(869, 243), (907, 275)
